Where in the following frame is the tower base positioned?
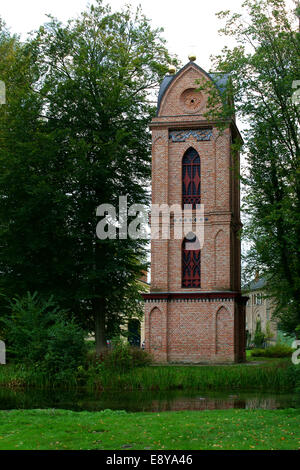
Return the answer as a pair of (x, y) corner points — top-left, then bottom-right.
(143, 292), (247, 364)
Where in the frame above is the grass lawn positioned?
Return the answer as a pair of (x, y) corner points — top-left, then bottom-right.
(0, 408), (299, 450)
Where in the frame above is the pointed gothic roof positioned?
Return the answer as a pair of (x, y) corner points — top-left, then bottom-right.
(157, 61), (230, 115)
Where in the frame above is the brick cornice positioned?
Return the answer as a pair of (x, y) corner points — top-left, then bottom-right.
(150, 119), (220, 129)
(142, 291), (248, 304)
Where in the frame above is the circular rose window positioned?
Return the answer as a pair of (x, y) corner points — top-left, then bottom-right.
(180, 88), (203, 113)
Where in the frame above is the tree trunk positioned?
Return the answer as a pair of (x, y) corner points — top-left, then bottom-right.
(94, 299), (106, 355)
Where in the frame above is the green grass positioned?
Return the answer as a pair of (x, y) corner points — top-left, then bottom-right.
(0, 364), (79, 389)
(0, 408), (299, 450)
(1, 358), (298, 392)
(0, 364), (30, 388)
(88, 360), (297, 392)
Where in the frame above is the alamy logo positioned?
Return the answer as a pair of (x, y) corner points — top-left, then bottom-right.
(291, 340), (300, 365)
(0, 340), (5, 365)
(292, 80), (300, 106)
(96, 197), (205, 249)
(0, 81), (5, 105)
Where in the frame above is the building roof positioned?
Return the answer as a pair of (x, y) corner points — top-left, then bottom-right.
(242, 277), (267, 292)
(156, 61), (230, 115)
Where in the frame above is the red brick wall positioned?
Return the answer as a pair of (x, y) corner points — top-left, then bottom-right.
(144, 62), (245, 363)
(144, 299), (242, 363)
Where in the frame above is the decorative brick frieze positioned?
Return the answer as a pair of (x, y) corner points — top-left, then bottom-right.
(169, 129), (213, 142)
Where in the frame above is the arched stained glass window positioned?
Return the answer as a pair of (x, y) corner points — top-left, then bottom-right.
(182, 233), (201, 288)
(182, 147), (200, 209)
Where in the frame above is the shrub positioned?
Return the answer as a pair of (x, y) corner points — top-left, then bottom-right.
(103, 340), (132, 372)
(253, 319), (266, 348)
(1, 292), (57, 364)
(130, 346), (152, 368)
(265, 321), (275, 342)
(90, 340), (152, 373)
(251, 343), (294, 358)
(1, 292), (86, 383)
(42, 318), (86, 382)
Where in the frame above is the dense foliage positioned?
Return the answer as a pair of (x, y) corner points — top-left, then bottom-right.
(0, 1), (174, 351)
(204, 0), (300, 335)
(251, 344), (295, 358)
(88, 339), (152, 374)
(253, 319), (266, 348)
(1, 292), (86, 382)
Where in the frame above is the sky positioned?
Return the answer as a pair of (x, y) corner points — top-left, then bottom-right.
(1, 0), (296, 70)
(1, 0), (245, 71)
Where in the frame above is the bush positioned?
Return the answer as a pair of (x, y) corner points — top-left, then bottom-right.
(1, 292), (56, 364)
(251, 343), (294, 358)
(41, 318), (87, 382)
(130, 347), (152, 368)
(1, 292), (86, 383)
(253, 319), (266, 348)
(103, 340), (133, 373)
(90, 340), (152, 373)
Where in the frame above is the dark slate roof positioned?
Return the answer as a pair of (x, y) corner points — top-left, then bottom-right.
(157, 74), (174, 114)
(156, 61), (230, 115)
(209, 72), (230, 95)
(242, 277), (267, 292)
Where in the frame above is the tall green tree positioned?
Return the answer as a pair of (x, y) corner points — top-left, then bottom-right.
(0, 21), (75, 305)
(0, 1), (173, 352)
(204, 0), (300, 335)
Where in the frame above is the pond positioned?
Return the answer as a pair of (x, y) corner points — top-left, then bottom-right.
(0, 388), (299, 412)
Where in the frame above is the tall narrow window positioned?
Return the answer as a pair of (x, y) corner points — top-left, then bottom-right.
(182, 233), (201, 288)
(182, 147), (200, 209)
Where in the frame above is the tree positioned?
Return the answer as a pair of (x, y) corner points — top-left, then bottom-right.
(253, 318), (266, 348)
(201, 0), (300, 336)
(265, 320), (275, 344)
(1, 292), (86, 381)
(0, 1), (174, 352)
(0, 20), (75, 307)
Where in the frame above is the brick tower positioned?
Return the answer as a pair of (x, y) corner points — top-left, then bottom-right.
(143, 58), (247, 363)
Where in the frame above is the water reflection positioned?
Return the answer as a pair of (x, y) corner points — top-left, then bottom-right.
(0, 388), (299, 412)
